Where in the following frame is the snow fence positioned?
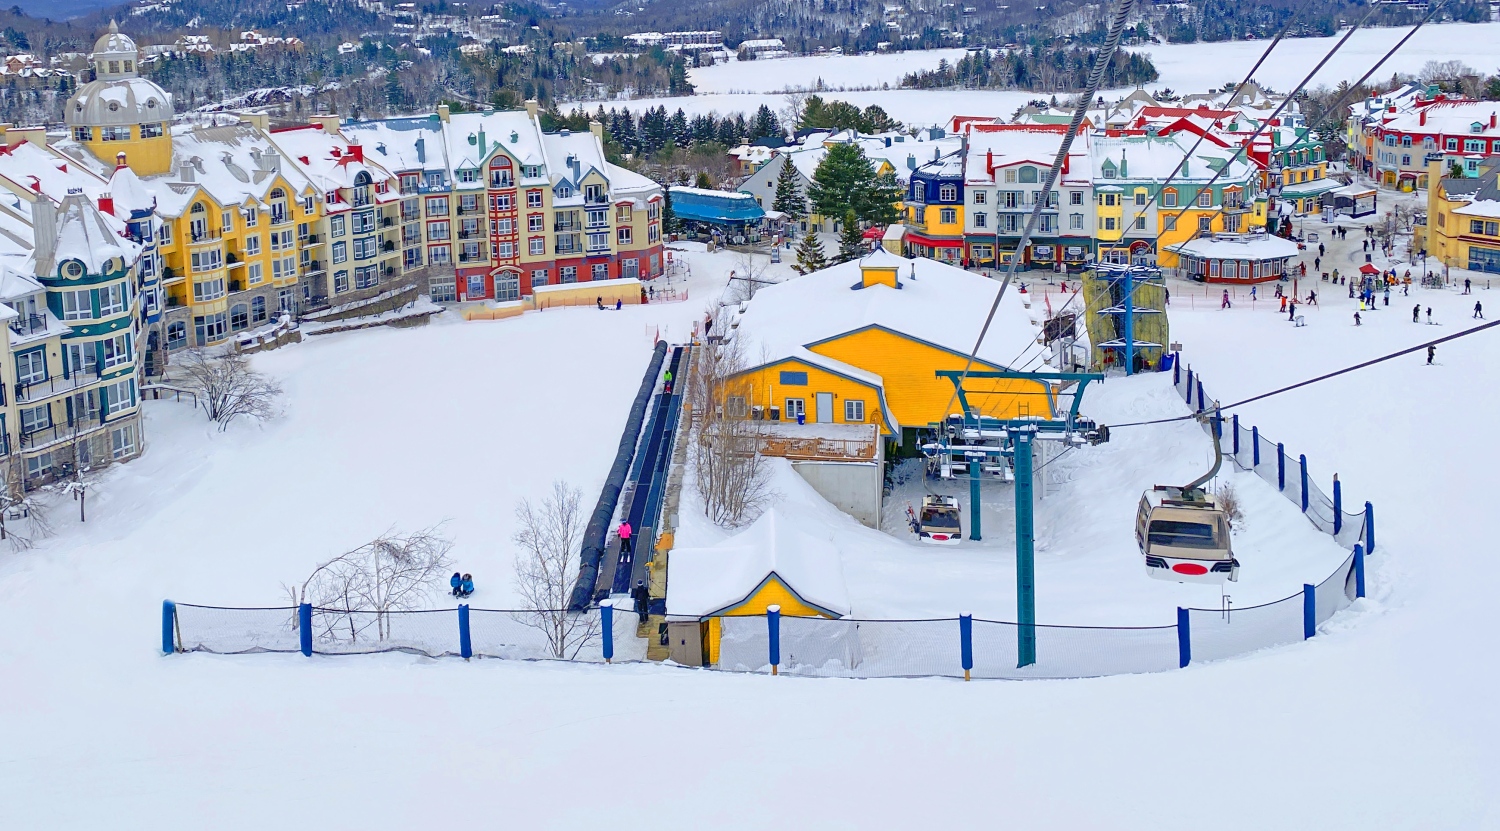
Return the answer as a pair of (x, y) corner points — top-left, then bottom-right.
(1172, 358), (1374, 550)
(168, 550), (1363, 676)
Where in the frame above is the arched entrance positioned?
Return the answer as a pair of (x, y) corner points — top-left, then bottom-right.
(492, 267), (522, 301)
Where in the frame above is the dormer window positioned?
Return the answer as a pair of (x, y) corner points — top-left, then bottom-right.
(63, 261), (85, 279)
(558, 184), (572, 198)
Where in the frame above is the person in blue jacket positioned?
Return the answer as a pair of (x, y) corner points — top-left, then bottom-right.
(450, 572), (463, 597)
(459, 574), (475, 598)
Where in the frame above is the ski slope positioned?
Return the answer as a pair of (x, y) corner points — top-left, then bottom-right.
(0, 240), (1495, 827)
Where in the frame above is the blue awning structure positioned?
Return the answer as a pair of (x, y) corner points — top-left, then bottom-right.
(669, 186), (766, 226)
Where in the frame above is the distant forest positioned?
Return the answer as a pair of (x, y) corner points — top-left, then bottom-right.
(901, 46), (1159, 93)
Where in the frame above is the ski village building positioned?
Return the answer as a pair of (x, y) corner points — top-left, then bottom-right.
(1347, 90), (1500, 191)
(1419, 159), (1500, 275)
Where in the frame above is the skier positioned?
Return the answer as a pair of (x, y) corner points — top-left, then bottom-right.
(1319, 243), (1325, 257)
(1363, 239), (1369, 252)
(1288, 300), (1298, 322)
(450, 572), (463, 597)
(459, 574), (475, 598)
(1427, 307), (1433, 324)
(1348, 283), (1355, 299)
(1464, 278), (1472, 294)
(632, 579), (650, 620)
(663, 369), (674, 394)
(1314, 257), (1320, 271)
(1250, 285), (1258, 301)
(1403, 283), (1409, 296)
(1476, 301), (1485, 319)
(1221, 289), (1231, 309)
(596, 296), (604, 310)
(1428, 345), (1436, 365)
(1354, 311), (1362, 326)
(1307, 290), (1317, 306)
(1384, 288), (1390, 306)
(617, 520), (634, 557)
(1413, 304), (1421, 323)
(1280, 295), (1288, 313)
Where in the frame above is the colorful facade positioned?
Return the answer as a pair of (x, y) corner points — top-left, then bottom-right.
(1423, 159), (1500, 275)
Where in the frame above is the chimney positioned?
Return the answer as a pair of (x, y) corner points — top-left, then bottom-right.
(415, 137), (426, 163)
(115, 151), (128, 170)
(525, 99), (538, 119)
(438, 103), (451, 122)
(589, 120), (603, 142)
(311, 115), (340, 134)
(178, 160), (195, 183)
(1492, 112), (1497, 129)
(6, 125), (45, 148)
(986, 149), (994, 175)
(31, 197), (57, 278)
(906, 153), (916, 171)
(238, 111), (270, 133)
(477, 128), (486, 154)
(1420, 110), (1426, 127)
(97, 191), (114, 217)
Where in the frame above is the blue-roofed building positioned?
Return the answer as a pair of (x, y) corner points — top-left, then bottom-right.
(669, 186), (765, 236)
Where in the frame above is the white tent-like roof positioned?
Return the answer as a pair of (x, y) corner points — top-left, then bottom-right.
(666, 507), (851, 618)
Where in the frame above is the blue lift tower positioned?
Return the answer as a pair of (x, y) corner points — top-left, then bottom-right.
(922, 370), (1107, 667)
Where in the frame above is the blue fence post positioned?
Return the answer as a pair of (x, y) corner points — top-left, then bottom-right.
(459, 603), (473, 660)
(1176, 607), (1191, 668)
(1303, 585), (1316, 639)
(1231, 414), (1240, 458)
(1353, 544), (1366, 599)
(1333, 475), (1343, 536)
(1212, 409), (1223, 441)
(1173, 358), (1181, 387)
(599, 599), (613, 663)
(1299, 454), (1309, 512)
(767, 605), (781, 675)
(1196, 379), (1205, 412)
(161, 600), (176, 655)
(299, 603), (313, 657)
(1277, 443), (1286, 491)
(959, 613), (973, 681)
(1186, 369), (1194, 406)
(1252, 426), (1261, 467)
(1365, 502), (1375, 554)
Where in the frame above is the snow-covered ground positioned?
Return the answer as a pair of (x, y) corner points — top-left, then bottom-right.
(2, 223), (1498, 826)
(580, 22), (1500, 126)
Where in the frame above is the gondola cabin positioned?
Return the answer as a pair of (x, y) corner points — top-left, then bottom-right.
(1135, 486), (1238, 582)
(914, 495), (962, 544)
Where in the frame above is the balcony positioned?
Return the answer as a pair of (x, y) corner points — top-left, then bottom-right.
(188, 228), (222, 245)
(401, 213), (421, 223)
(16, 370), (103, 404)
(584, 192), (609, 206)
(457, 205), (484, 216)
(20, 413), (109, 452)
(9, 313), (47, 336)
(458, 230), (484, 240)
(270, 212), (291, 226)
(554, 223), (578, 233)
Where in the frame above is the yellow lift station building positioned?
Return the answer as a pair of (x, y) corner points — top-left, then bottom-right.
(729, 250), (1050, 453)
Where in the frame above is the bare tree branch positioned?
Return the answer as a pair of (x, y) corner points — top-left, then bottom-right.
(511, 481), (600, 659)
(175, 349), (283, 430)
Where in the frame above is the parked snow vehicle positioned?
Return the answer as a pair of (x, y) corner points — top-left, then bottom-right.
(1135, 407), (1238, 582)
(912, 495), (962, 544)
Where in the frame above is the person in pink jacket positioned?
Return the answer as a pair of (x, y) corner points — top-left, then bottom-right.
(618, 521), (633, 556)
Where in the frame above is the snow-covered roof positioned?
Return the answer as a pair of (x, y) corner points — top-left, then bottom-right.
(340, 116), (450, 175)
(1090, 132), (1257, 185)
(269, 125), (396, 195)
(964, 126), (1091, 187)
(734, 253), (1038, 377)
(0, 141), (112, 210)
(44, 192), (143, 276)
(666, 507), (851, 618)
(1382, 100), (1500, 137)
(1166, 233), (1299, 260)
(1453, 199), (1500, 219)
(154, 123), (315, 213)
(445, 110), (544, 173)
(65, 76), (173, 127)
(108, 162), (155, 216)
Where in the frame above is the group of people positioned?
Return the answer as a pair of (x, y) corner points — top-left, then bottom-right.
(449, 572), (475, 598)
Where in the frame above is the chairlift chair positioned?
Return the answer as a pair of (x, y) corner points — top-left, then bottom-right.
(911, 495), (962, 545)
(1135, 407), (1238, 582)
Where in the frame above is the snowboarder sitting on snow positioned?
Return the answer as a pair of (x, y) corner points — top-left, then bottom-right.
(450, 572), (463, 597)
(458, 574), (475, 598)
(615, 298), (623, 310)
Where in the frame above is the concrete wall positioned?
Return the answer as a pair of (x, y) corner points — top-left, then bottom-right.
(791, 459), (884, 529)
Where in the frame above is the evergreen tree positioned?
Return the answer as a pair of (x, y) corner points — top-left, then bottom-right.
(794, 229), (829, 275)
(860, 170), (905, 227)
(837, 210), (867, 263)
(695, 171), (713, 188)
(807, 143), (871, 222)
(772, 158), (806, 221)
(750, 104), (780, 141)
(662, 188), (678, 234)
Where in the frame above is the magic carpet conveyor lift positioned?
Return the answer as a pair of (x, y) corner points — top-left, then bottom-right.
(920, 370), (1108, 668)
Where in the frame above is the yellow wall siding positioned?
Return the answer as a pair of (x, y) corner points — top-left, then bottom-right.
(704, 577), (835, 666)
(734, 358), (885, 430)
(83, 130), (173, 176)
(808, 328), (1050, 425)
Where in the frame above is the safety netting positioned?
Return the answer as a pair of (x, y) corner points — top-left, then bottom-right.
(1186, 594), (1306, 663)
(468, 608), (642, 662)
(175, 604), (302, 654)
(779, 618), (965, 679)
(308, 608), (461, 657)
(1314, 552), (1359, 627)
(972, 620), (1181, 679)
(717, 615), (772, 672)
(1175, 361), (1368, 549)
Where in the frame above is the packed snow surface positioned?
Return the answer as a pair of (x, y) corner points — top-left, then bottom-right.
(1, 229), (1497, 826)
